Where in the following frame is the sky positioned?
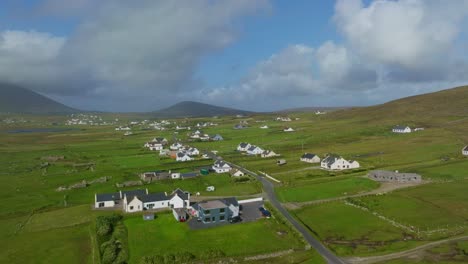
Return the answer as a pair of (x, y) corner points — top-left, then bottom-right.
(1, 0), (468, 112)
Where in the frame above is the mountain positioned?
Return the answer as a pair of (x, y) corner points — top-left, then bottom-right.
(153, 101), (253, 118)
(0, 83), (78, 114)
(331, 85), (468, 123)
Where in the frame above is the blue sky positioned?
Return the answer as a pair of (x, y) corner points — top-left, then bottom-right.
(0, 0), (467, 112)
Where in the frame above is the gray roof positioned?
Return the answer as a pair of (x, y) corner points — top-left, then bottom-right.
(96, 192), (120, 202)
(247, 145), (257, 151)
(122, 189), (147, 198)
(222, 197), (239, 207)
(301, 153), (317, 159)
(198, 200), (227, 210)
(171, 188), (189, 200)
(177, 152), (188, 158)
(464, 145), (468, 151)
(322, 155), (341, 166)
(181, 172), (198, 178)
(393, 125), (409, 130)
(239, 142), (249, 148)
(140, 192), (168, 203)
(214, 160), (229, 167)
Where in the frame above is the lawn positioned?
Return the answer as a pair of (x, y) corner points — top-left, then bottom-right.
(276, 177), (380, 202)
(125, 212), (304, 263)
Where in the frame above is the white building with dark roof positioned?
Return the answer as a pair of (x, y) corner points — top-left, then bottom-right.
(463, 145), (468, 156)
(176, 152), (193, 162)
(392, 125), (412, 133)
(237, 142), (251, 152)
(321, 155), (359, 170)
(212, 160), (232, 173)
(300, 153), (320, 163)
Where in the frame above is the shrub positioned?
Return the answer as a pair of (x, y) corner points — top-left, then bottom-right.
(174, 251), (195, 263)
(163, 254), (176, 264)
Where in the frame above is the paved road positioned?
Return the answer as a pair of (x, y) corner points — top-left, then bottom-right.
(226, 161), (346, 264)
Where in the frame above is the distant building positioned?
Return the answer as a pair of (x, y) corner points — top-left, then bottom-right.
(463, 145), (468, 156)
(237, 142), (251, 152)
(230, 168), (245, 177)
(321, 155), (359, 170)
(368, 170), (421, 183)
(211, 134), (224, 141)
(212, 160), (232, 173)
(260, 125), (269, 129)
(277, 159), (287, 166)
(176, 152), (193, 162)
(300, 153), (320, 163)
(392, 125), (412, 133)
(283, 127), (295, 132)
(261, 150), (277, 158)
(247, 145), (264, 155)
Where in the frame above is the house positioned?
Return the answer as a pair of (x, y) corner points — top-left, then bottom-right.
(120, 188), (190, 213)
(261, 150), (277, 158)
(121, 189), (149, 213)
(237, 142), (251, 152)
(234, 124), (246, 130)
(283, 127), (295, 132)
(151, 137), (168, 145)
(300, 153), (321, 163)
(170, 142), (183, 150)
(230, 168), (245, 177)
(260, 125), (269, 129)
(140, 171), (170, 182)
(247, 145), (264, 155)
(171, 172), (181, 179)
(212, 160), (232, 173)
(176, 152), (193, 162)
(192, 197), (239, 224)
(321, 155), (360, 170)
(368, 170), (421, 183)
(463, 146), (468, 156)
(144, 141), (164, 151)
(392, 125), (412, 133)
(276, 117), (291, 122)
(211, 134), (224, 141)
(169, 189), (191, 208)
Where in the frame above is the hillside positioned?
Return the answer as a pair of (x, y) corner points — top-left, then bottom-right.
(153, 101), (253, 118)
(0, 83), (78, 114)
(331, 86), (468, 123)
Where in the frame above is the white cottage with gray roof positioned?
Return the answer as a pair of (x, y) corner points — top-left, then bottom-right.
(463, 145), (468, 156)
(321, 155), (359, 170)
(392, 125), (412, 133)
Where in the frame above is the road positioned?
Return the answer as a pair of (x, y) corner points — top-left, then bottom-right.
(225, 160), (346, 264)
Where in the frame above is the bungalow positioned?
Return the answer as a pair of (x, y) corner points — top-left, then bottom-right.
(176, 152), (193, 162)
(283, 127), (295, 132)
(230, 168), (245, 177)
(247, 145), (264, 155)
(120, 188), (190, 213)
(237, 142), (251, 152)
(170, 142), (183, 150)
(321, 155), (360, 170)
(392, 125), (412, 133)
(300, 153), (321, 163)
(261, 150), (277, 158)
(212, 160), (232, 173)
(463, 146), (468, 156)
(144, 141), (163, 151)
(211, 134), (224, 141)
(192, 197), (239, 224)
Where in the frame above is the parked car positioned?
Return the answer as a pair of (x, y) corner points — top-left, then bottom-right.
(258, 207), (271, 218)
(229, 216), (242, 223)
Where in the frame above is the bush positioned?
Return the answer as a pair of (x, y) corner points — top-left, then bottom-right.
(233, 176), (250, 183)
(200, 249), (225, 259)
(163, 254), (176, 264)
(174, 251), (195, 263)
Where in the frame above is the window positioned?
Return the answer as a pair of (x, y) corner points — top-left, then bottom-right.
(204, 217), (210, 222)
(98, 202), (104, 207)
(148, 204), (154, 209)
(204, 210), (210, 214)
(130, 206), (134, 210)
(220, 208), (225, 213)
(220, 215), (225, 221)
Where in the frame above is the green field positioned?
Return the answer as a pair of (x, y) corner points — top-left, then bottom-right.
(125, 212), (304, 263)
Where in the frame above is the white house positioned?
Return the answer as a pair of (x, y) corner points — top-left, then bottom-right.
(121, 189), (190, 212)
(212, 160), (232, 173)
(260, 125), (269, 129)
(95, 192), (120, 208)
(261, 150), (277, 158)
(171, 172), (181, 179)
(145, 142), (163, 151)
(237, 142), (251, 152)
(247, 145), (264, 155)
(186, 147), (199, 156)
(276, 117), (291, 122)
(321, 155), (360, 170)
(124, 196), (143, 213)
(283, 127), (295, 132)
(168, 189), (190, 208)
(176, 152), (193, 162)
(230, 168), (245, 177)
(300, 153), (321, 163)
(170, 142), (183, 150)
(392, 126), (412, 133)
(463, 145), (468, 156)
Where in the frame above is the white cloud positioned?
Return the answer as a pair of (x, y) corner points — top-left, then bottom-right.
(334, 0), (468, 69)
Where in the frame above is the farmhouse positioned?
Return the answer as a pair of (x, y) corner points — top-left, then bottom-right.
(237, 142), (251, 151)
(392, 125), (412, 133)
(261, 150), (277, 158)
(230, 168), (245, 177)
(247, 145), (264, 155)
(212, 160), (232, 173)
(368, 170), (422, 183)
(321, 155), (360, 170)
(176, 152), (193, 162)
(300, 153), (321, 163)
(192, 197), (239, 224)
(463, 145), (468, 156)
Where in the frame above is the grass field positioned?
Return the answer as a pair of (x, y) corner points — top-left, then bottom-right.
(276, 177), (380, 202)
(125, 212), (305, 263)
